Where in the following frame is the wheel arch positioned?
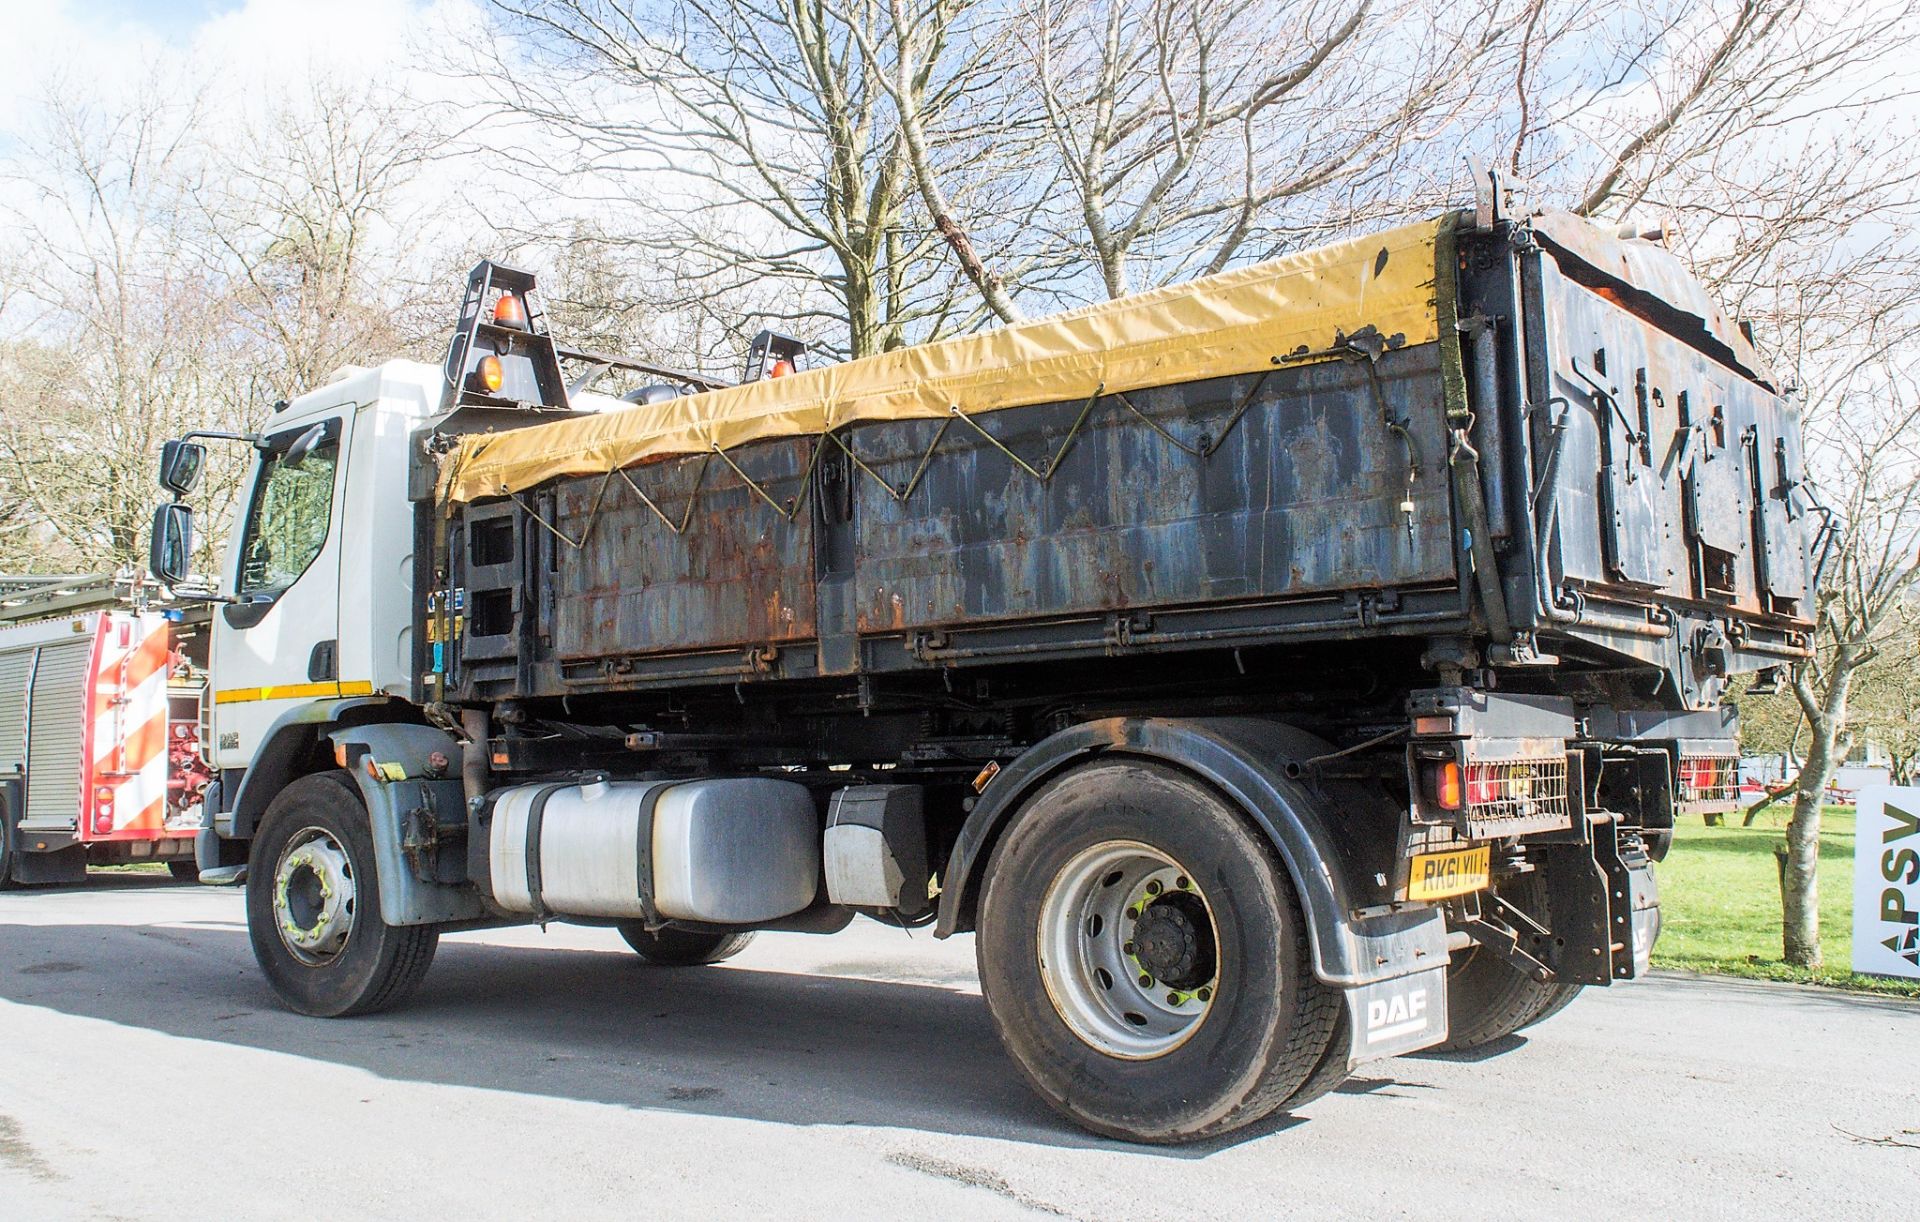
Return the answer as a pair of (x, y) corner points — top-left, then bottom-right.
(226, 697), (408, 840)
(935, 716), (1447, 988)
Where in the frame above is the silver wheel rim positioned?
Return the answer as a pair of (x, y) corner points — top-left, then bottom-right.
(1037, 840), (1220, 1060)
(273, 827), (357, 966)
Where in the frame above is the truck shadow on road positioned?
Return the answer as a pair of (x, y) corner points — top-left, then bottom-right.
(0, 919), (1310, 1154)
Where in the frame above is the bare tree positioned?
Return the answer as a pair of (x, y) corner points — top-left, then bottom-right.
(476, 0), (1001, 358)
(196, 78), (451, 396)
(872, 0), (1025, 322)
(1774, 355), (1920, 965)
(0, 73), (452, 578)
(532, 218), (794, 381)
(0, 80), (239, 572)
(0, 337), (90, 569)
(1550, 2), (1917, 222)
(1848, 630), (1920, 787)
(998, 0), (1516, 301)
(1507, 0), (1920, 309)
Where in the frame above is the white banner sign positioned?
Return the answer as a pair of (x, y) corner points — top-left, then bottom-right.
(1853, 786), (1920, 979)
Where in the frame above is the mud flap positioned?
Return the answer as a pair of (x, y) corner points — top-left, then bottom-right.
(1626, 858), (1660, 977)
(1538, 813), (1664, 984)
(1342, 964), (1450, 1068)
(328, 724), (487, 927)
(1594, 815), (1661, 982)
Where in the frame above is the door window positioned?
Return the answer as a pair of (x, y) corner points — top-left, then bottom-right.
(237, 422), (340, 597)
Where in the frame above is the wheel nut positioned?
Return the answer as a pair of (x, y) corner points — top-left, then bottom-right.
(1145, 880), (1162, 896)
(1175, 875), (1189, 890)
(1197, 986), (1212, 1002)
(1123, 941), (1136, 955)
(1138, 973), (1153, 987)
(1167, 991), (1180, 1005)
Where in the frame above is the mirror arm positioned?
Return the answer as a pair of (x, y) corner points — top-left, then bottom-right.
(163, 588), (273, 608)
(178, 428), (269, 450)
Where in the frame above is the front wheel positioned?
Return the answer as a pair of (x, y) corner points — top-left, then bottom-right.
(615, 922), (755, 965)
(977, 760), (1339, 1144)
(247, 772), (438, 1017)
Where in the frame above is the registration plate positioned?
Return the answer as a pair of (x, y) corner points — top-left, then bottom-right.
(1406, 845), (1491, 901)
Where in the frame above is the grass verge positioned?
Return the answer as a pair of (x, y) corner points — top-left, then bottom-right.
(1652, 804), (1920, 999)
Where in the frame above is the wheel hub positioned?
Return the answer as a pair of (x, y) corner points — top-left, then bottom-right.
(1133, 892), (1214, 989)
(273, 829), (356, 965)
(1037, 841), (1222, 1060)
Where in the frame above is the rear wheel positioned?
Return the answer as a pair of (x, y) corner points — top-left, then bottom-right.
(977, 760), (1339, 1144)
(615, 923), (755, 966)
(1516, 977), (1584, 1030)
(1286, 1010), (1355, 1111)
(247, 772), (438, 1017)
(1437, 870), (1582, 1051)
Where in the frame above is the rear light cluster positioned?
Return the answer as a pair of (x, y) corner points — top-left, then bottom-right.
(1426, 756), (1570, 827)
(93, 783), (115, 834)
(1677, 755), (1738, 805)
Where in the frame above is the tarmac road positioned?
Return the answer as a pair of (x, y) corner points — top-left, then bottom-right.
(1, 877), (1915, 1221)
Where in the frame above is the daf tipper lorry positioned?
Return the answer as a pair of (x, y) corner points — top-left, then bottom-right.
(149, 199), (1812, 1143)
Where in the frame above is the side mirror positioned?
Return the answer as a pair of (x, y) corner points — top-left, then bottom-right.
(149, 502), (194, 587)
(158, 439), (207, 498)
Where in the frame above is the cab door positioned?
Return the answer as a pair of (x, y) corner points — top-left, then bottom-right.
(209, 414), (350, 769)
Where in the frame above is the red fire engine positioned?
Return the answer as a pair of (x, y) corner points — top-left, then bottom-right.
(0, 575), (212, 885)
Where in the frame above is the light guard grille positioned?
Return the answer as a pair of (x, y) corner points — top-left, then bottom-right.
(1462, 756), (1572, 839)
(1678, 754), (1739, 809)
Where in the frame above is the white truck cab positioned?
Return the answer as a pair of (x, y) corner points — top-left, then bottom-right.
(205, 362), (439, 770)
(157, 352), (629, 826)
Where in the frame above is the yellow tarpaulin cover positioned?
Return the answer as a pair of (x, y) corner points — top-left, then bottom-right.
(442, 216), (1445, 503)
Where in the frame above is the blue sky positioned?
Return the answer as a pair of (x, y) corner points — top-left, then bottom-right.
(71, 0), (241, 38)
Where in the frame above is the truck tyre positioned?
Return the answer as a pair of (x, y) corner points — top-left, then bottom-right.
(246, 771), (438, 1018)
(615, 923), (755, 965)
(1436, 871), (1582, 1051)
(976, 759), (1340, 1144)
(1285, 1010), (1354, 1111)
(0, 799), (19, 891)
(1516, 977), (1584, 1030)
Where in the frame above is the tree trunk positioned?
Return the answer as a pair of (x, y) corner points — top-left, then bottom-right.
(844, 259), (879, 361)
(1781, 715), (1835, 967)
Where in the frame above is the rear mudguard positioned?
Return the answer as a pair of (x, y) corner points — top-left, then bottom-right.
(935, 716), (1449, 989)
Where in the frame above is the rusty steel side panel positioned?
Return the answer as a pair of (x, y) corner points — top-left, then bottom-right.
(1528, 212), (1774, 387)
(845, 348), (1456, 634)
(545, 438), (819, 662)
(1530, 255), (1810, 620)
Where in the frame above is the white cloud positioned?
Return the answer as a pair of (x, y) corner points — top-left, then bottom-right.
(0, 0), (485, 133)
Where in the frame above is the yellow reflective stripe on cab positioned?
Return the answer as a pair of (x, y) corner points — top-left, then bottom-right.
(212, 680), (378, 705)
